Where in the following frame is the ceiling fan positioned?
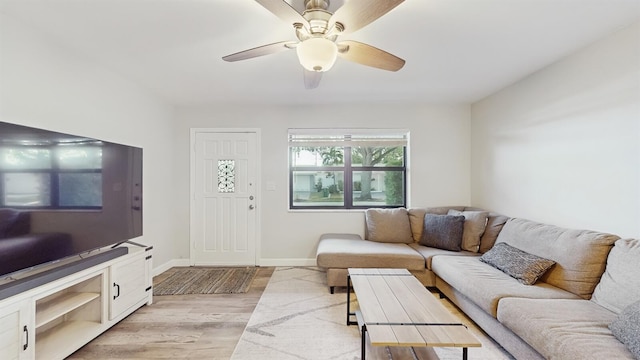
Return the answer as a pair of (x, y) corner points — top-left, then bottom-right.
(222, 0), (406, 89)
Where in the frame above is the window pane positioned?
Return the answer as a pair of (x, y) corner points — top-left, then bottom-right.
(353, 170), (404, 207)
(57, 146), (102, 169)
(351, 146), (404, 167)
(292, 171), (344, 207)
(0, 148), (51, 170)
(59, 173), (102, 207)
(3, 173), (51, 206)
(217, 159), (235, 193)
(291, 147), (344, 167)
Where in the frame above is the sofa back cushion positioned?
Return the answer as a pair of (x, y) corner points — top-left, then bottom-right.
(365, 208), (413, 243)
(591, 238), (640, 314)
(478, 213), (510, 253)
(495, 218), (619, 299)
(408, 206), (508, 251)
(447, 209), (488, 252)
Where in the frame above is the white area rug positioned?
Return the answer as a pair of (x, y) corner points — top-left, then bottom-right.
(231, 267), (513, 360)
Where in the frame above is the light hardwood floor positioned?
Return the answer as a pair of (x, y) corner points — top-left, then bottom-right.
(68, 267), (275, 360)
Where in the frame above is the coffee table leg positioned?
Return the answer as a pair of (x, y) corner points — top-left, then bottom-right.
(346, 274), (357, 325)
(463, 347), (468, 360)
(346, 275), (351, 325)
(361, 324), (367, 360)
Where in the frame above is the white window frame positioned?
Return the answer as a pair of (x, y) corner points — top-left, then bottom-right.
(288, 128), (409, 210)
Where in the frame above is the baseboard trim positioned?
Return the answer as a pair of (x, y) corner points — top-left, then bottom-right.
(153, 259), (190, 276)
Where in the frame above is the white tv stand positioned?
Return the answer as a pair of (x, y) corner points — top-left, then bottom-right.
(0, 244), (153, 360)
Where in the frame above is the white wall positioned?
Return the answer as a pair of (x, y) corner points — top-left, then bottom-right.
(174, 104), (471, 265)
(9, 10), (635, 271)
(470, 22), (640, 238)
(0, 15), (178, 271)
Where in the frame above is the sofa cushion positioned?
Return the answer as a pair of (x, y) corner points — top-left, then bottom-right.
(419, 214), (464, 251)
(316, 235), (425, 270)
(478, 214), (509, 253)
(609, 300), (640, 359)
(432, 255), (579, 317)
(407, 206), (465, 242)
(497, 298), (634, 360)
(408, 243), (479, 270)
(463, 207), (510, 253)
(448, 209), (488, 252)
(591, 238), (640, 314)
(480, 243), (555, 285)
(365, 208), (413, 244)
(495, 218), (619, 299)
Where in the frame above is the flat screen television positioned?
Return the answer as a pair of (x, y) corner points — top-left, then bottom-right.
(0, 121), (142, 279)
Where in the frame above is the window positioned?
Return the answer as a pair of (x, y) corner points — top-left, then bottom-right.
(289, 129), (408, 209)
(0, 144), (103, 209)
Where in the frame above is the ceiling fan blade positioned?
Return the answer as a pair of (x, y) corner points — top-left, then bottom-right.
(330, 0), (404, 34)
(337, 40), (405, 71)
(255, 0), (309, 28)
(303, 69), (323, 89)
(222, 41), (296, 62)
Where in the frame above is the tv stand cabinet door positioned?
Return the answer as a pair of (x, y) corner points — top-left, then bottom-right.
(0, 299), (34, 360)
(109, 253), (147, 320)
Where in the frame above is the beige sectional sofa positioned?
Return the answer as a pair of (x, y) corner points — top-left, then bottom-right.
(317, 206), (509, 292)
(316, 206), (640, 360)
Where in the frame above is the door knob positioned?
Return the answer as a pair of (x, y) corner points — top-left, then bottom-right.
(249, 205), (255, 210)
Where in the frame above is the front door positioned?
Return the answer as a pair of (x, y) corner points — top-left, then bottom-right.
(191, 130), (258, 265)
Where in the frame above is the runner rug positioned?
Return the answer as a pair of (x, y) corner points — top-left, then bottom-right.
(153, 266), (258, 295)
(231, 267), (513, 360)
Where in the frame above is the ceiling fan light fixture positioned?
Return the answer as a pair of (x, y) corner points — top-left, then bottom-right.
(296, 37), (338, 72)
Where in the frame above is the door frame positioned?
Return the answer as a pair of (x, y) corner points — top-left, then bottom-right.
(189, 128), (262, 266)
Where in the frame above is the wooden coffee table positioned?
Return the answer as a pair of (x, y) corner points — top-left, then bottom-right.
(346, 268), (481, 360)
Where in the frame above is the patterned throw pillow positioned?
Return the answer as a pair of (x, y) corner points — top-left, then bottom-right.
(609, 300), (640, 359)
(480, 242), (556, 285)
(419, 214), (465, 251)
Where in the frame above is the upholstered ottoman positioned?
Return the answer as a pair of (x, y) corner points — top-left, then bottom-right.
(316, 233), (428, 293)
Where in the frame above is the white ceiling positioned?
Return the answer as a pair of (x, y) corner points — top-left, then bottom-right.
(1, 0), (639, 106)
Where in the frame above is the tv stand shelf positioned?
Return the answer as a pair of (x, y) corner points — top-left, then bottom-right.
(0, 244), (152, 360)
(37, 320), (102, 360)
(36, 290), (101, 328)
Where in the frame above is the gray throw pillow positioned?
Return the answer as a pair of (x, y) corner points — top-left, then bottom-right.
(609, 300), (640, 359)
(419, 214), (465, 251)
(480, 242), (556, 285)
